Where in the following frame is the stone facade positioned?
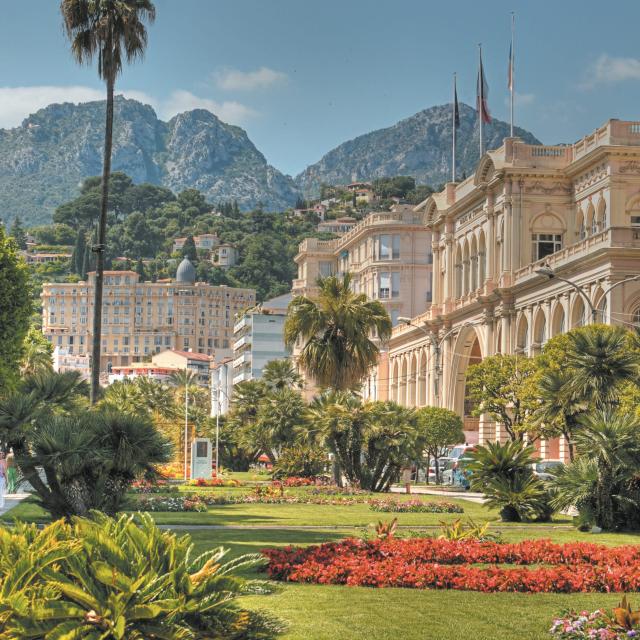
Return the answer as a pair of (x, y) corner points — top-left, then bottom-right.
(292, 204), (433, 398)
(386, 120), (640, 459)
(41, 269), (255, 371)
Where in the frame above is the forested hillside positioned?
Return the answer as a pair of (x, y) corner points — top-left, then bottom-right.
(24, 172), (331, 303)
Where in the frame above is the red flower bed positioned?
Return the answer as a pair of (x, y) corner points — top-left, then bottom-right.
(262, 538), (640, 593)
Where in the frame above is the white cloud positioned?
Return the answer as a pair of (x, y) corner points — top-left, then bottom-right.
(581, 54), (640, 89)
(159, 90), (257, 124)
(0, 85), (257, 129)
(214, 66), (287, 91)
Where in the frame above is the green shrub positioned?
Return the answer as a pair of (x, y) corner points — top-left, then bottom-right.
(0, 513), (283, 639)
(272, 445), (328, 479)
(468, 441), (553, 522)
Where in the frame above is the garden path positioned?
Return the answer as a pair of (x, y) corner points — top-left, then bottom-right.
(390, 486), (486, 503)
(0, 492), (30, 517)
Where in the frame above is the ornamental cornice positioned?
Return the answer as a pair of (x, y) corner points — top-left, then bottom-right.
(523, 181), (572, 196)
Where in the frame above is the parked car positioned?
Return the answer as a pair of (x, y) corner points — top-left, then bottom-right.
(532, 460), (564, 481)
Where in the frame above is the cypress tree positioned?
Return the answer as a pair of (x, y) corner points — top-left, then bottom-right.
(81, 245), (90, 279)
(73, 230), (86, 275)
(182, 235), (197, 262)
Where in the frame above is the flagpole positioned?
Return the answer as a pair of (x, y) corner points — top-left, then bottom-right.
(510, 12), (515, 137)
(478, 44), (484, 157)
(452, 73), (457, 183)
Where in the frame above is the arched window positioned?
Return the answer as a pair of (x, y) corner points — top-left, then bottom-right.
(478, 231), (487, 284)
(633, 307), (640, 326)
(454, 246), (463, 298)
(517, 316), (529, 355)
(470, 237), (478, 291)
(597, 199), (607, 231)
(531, 212), (564, 262)
(577, 208), (586, 240)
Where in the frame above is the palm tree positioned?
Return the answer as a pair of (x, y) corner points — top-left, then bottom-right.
(262, 359), (303, 391)
(284, 273), (392, 391)
(534, 369), (585, 461)
(565, 326), (640, 409)
(61, 0), (156, 404)
(20, 327), (54, 375)
(559, 410), (640, 530)
(305, 391), (367, 487)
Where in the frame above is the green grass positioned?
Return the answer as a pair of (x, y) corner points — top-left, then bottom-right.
(181, 526), (640, 640)
(240, 586), (625, 640)
(6, 496), (640, 639)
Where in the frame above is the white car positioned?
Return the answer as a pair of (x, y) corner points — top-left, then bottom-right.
(532, 460), (563, 481)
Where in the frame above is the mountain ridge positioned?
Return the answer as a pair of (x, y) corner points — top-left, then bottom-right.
(0, 97), (299, 226)
(296, 102), (541, 194)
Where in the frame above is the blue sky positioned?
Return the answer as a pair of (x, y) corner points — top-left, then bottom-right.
(1, 0), (640, 176)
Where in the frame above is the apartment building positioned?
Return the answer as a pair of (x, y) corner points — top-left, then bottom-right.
(172, 234), (220, 254)
(41, 257), (255, 372)
(386, 120), (640, 459)
(232, 296), (291, 385)
(293, 204), (433, 326)
(292, 204), (433, 399)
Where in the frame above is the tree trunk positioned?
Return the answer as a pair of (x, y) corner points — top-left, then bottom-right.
(90, 71), (115, 404)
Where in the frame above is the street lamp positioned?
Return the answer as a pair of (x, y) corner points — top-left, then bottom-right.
(183, 361), (189, 481)
(535, 266), (640, 324)
(213, 386), (229, 478)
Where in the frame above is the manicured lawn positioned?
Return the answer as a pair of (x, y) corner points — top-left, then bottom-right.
(6, 496), (640, 640)
(183, 526), (640, 640)
(240, 585), (625, 640)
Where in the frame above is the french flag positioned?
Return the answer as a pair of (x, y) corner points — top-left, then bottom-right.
(477, 50), (491, 125)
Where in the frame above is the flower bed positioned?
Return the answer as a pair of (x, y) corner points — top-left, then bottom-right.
(138, 495), (207, 512)
(550, 608), (639, 638)
(130, 480), (178, 494)
(263, 538), (640, 593)
(368, 498), (463, 513)
(189, 477), (241, 488)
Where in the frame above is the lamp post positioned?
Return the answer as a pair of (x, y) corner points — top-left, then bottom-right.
(535, 266), (640, 324)
(214, 386), (229, 478)
(183, 361), (189, 481)
(398, 317), (482, 407)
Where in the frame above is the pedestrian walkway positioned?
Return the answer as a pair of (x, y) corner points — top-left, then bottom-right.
(390, 485), (486, 503)
(0, 493), (30, 518)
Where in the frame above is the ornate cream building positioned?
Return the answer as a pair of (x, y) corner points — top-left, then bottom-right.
(292, 204), (433, 398)
(41, 258), (255, 372)
(386, 120), (640, 459)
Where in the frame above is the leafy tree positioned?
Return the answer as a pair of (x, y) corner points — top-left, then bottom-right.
(9, 216), (27, 249)
(181, 234), (198, 262)
(61, 0), (156, 404)
(285, 273), (392, 391)
(465, 354), (540, 441)
(81, 243), (91, 279)
(415, 406), (464, 482)
(0, 226), (32, 392)
(372, 176), (416, 199)
(31, 223), (76, 245)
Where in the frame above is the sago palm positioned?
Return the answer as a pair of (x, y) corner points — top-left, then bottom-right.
(61, 0), (156, 403)
(285, 273), (392, 391)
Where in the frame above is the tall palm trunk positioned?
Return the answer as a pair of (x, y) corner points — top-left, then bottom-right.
(90, 70), (115, 404)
